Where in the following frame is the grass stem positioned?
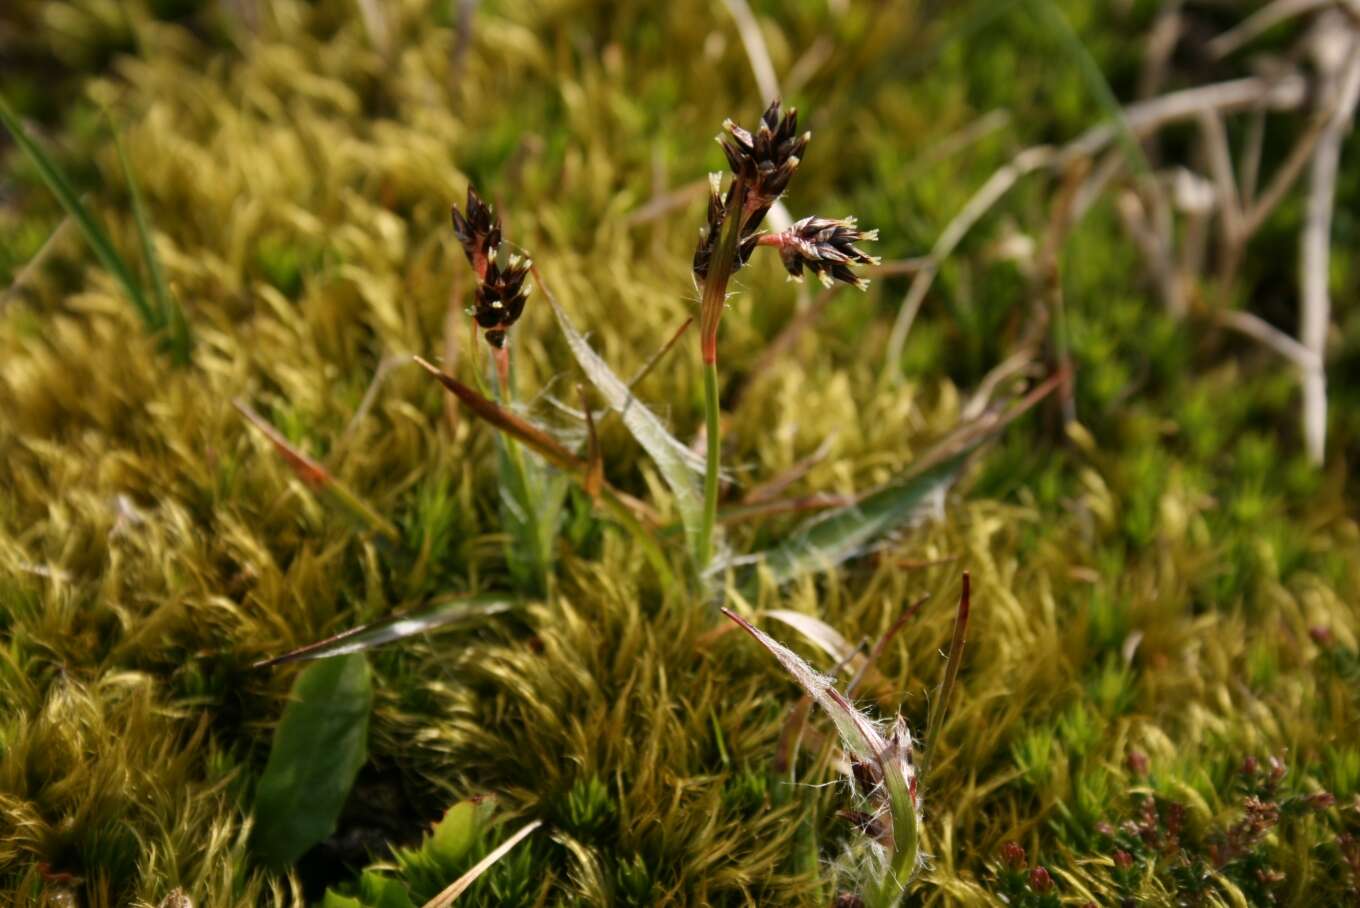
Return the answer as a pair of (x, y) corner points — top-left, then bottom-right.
(697, 359), (722, 573)
(495, 345), (551, 590)
(694, 175), (748, 574)
(923, 572), (971, 780)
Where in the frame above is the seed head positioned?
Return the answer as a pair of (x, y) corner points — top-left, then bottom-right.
(470, 251), (533, 349)
(693, 173), (760, 282)
(767, 216), (880, 290)
(450, 185), (501, 276)
(719, 99), (809, 229)
(451, 185), (532, 349)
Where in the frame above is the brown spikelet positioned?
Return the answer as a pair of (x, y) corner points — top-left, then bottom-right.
(450, 185), (532, 349)
(763, 216), (880, 290)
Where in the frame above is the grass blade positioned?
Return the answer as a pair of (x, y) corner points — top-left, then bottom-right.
(415, 355), (677, 585)
(537, 267), (706, 550)
(110, 115), (191, 363)
(923, 572), (971, 779)
(749, 371), (1066, 586)
(753, 455), (967, 586)
(0, 93), (158, 332)
(253, 594), (521, 668)
(234, 399), (401, 543)
(763, 609), (860, 665)
(722, 609), (921, 901)
(497, 424), (566, 589)
(722, 609), (884, 777)
(421, 819), (543, 908)
(251, 653), (373, 868)
(414, 356), (585, 474)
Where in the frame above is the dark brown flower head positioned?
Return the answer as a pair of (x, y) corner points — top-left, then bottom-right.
(719, 99), (810, 230)
(769, 215), (880, 289)
(451, 184), (533, 349)
(450, 185), (501, 276)
(469, 250), (532, 348)
(693, 173), (760, 282)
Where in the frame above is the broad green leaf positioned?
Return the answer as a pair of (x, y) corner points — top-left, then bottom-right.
(0, 93), (159, 332)
(320, 876), (418, 908)
(753, 455), (966, 586)
(253, 594), (520, 668)
(252, 653), (373, 867)
(541, 277), (705, 549)
(427, 799), (498, 868)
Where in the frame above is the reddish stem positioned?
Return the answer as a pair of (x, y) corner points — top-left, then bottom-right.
(494, 345), (511, 399)
(699, 175), (749, 365)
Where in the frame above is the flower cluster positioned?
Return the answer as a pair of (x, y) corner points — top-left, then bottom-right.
(693, 100), (808, 283)
(693, 100), (878, 296)
(765, 216), (880, 290)
(451, 186), (532, 349)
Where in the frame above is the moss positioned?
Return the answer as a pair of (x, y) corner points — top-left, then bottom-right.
(2, 0), (1360, 904)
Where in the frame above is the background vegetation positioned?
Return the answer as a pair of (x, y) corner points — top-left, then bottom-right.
(2, 0), (1359, 904)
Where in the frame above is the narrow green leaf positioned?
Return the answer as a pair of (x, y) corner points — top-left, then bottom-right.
(415, 356), (677, 586)
(539, 270), (705, 549)
(252, 653), (373, 868)
(497, 429), (567, 589)
(753, 455), (967, 586)
(110, 116), (191, 363)
(923, 572), (971, 779)
(1031, 0), (1149, 173)
(253, 594), (520, 668)
(0, 93), (158, 331)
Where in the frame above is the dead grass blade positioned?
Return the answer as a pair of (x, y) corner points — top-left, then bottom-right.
(234, 399), (400, 543)
(252, 594), (520, 668)
(580, 385), (604, 500)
